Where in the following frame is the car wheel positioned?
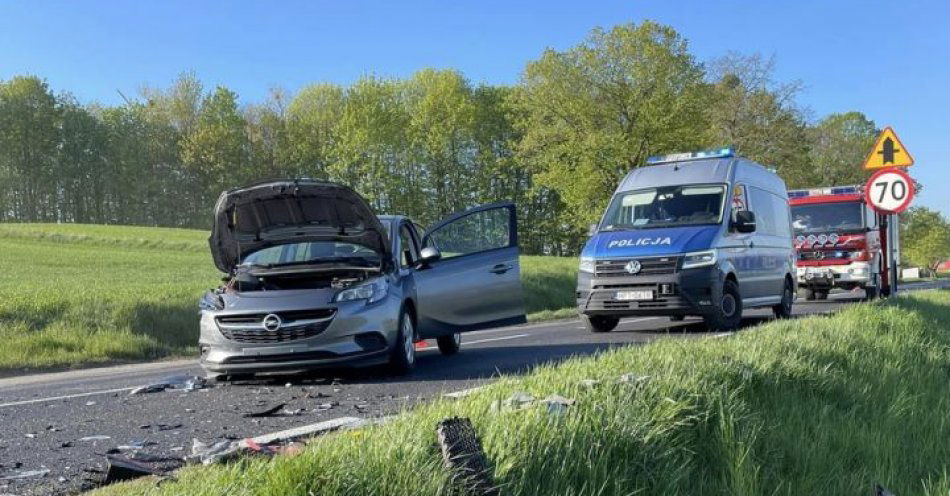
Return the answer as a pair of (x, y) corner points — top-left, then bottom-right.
(772, 279), (793, 319)
(804, 288), (815, 301)
(582, 314), (619, 333)
(436, 332), (462, 355)
(703, 280), (743, 331)
(388, 308), (416, 375)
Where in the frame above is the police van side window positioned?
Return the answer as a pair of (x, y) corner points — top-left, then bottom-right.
(749, 186), (777, 236)
(773, 194), (792, 238)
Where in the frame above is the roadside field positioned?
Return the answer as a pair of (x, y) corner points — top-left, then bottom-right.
(96, 290), (950, 496)
(0, 223), (579, 371)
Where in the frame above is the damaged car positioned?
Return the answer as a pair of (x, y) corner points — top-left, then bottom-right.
(199, 179), (526, 379)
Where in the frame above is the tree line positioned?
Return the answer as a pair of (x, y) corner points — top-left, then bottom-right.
(0, 21), (914, 255)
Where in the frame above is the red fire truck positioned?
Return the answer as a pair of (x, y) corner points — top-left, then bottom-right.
(787, 185), (884, 300)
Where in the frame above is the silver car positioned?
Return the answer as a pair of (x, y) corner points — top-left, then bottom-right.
(198, 179), (526, 379)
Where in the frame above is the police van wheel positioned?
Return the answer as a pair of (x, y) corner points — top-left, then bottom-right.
(703, 280), (742, 331)
(772, 279), (793, 319)
(805, 288), (816, 301)
(583, 315), (619, 333)
(436, 333), (462, 355)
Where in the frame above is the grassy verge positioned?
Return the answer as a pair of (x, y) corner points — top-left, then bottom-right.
(0, 224), (578, 371)
(94, 290), (950, 496)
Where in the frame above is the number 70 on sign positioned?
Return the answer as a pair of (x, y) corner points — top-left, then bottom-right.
(864, 168), (915, 214)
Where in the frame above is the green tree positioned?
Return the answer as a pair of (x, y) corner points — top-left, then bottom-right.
(704, 53), (812, 187)
(181, 86), (249, 216)
(808, 111), (878, 187)
(285, 83), (345, 179)
(512, 22), (707, 245)
(900, 206), (950, 271)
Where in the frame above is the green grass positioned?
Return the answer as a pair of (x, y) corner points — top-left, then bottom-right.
(0, 223), (579, 371)
(94, 290), (950, 496)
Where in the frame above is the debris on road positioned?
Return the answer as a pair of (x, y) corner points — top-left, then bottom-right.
(79, 435), (111, 442)
(242, 403), (288, 418)
(102, 455), (161, 483)
(436, 417), (498, 496)
(492, 391), (534, 412)
(188, 438), (242, 465)
(0, 468), (51, 480)
(129, 375), (209, 395)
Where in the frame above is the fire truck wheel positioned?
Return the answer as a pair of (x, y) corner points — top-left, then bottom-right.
(865, 286), (879, 300)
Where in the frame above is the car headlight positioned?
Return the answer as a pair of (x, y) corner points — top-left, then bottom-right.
(579, 257), (595, 274)
(335, 277), (388, 304)
(681, 250), (717, 269)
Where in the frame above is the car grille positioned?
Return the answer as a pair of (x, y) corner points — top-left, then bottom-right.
(215, 309), (336, 344)
(594, 256), (680, 277)
(799, 251), (850, 261)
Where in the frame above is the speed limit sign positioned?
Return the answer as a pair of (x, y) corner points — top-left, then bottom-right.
(864, 167), (914, 214)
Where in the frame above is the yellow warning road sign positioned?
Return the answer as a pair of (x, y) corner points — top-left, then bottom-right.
(863, 126), (914, 169)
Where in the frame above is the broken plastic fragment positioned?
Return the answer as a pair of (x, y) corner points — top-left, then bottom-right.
(103, 455), (160, 483)
(188, 438), (242, 465)
(242, 403), (287, 418)
(79, 435), (111, 442)
(540, 394), (575, 416)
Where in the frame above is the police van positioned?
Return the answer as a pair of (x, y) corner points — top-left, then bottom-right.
(576, 148), (796, 332)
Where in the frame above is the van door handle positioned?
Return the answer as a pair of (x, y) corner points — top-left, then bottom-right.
(490, 263), (513, 274)
(748, 241), (755, 249)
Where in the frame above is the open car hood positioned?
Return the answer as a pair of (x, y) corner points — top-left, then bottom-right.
(209, 180), (389, 273)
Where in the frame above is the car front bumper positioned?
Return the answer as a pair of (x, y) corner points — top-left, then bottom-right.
(796, 262), (871, 288)
(576, 265), (722, 317)
(199, 296), (400, 375)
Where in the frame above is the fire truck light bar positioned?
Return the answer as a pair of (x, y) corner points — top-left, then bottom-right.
(787, 185), (861, 198)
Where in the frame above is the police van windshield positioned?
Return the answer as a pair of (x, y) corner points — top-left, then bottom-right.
(601, 184), (726, 231)
(791, 202), (864, 233)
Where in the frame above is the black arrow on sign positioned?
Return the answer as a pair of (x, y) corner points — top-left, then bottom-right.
(877, 137), (899, 164)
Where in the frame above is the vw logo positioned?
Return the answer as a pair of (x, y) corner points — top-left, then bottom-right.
(262, 314), (283, 332)
(624, 260), (642, 274)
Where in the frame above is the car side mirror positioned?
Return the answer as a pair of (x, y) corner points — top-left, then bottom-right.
(417, 246), (442, 265)
(588, 223), (598, 236)
(733, 210), (756, 233)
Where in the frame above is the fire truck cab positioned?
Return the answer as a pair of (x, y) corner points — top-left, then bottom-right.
(787, 186), (882, 300)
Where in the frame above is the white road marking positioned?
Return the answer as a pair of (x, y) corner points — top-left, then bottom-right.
(0, 386), (137, 408)
(465, 333), (531, 346)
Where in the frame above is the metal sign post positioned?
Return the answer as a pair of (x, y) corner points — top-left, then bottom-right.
(863, 127), (915, 298)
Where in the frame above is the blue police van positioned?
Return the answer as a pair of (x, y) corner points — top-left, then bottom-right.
(576, 148), (796, 332)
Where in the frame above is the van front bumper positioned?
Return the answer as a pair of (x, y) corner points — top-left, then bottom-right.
(576, 266), (722, 317)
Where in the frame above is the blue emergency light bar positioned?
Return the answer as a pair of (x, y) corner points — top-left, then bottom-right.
(787, 185), (861, 198)
(645, 147), (734, 165)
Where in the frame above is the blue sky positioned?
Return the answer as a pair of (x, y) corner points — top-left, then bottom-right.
(1, 0), (947, 215)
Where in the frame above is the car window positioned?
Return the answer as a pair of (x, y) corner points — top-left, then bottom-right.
(602, 184), (726, 230)
(426, 207), (511, 259)
(398, 224), (418, 268)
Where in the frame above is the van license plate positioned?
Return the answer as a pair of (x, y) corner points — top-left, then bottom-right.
(616, 290), (653, 301)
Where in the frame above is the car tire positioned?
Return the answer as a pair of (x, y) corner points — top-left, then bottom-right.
(772, 278), (793, 319)
(582, 314), (619, 333)
(804, 288), (815, 301)
(669, 315), (686, 322)
(388, 308), (416, 375)
(703, 280), (743, 331)
(436, 332), (462, 355)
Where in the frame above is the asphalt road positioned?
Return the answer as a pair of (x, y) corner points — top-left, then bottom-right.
(0, 282), (946, 495)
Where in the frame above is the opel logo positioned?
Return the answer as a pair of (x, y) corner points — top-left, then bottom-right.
(262, 314), (283, 332)
(624, 260), (642, 274)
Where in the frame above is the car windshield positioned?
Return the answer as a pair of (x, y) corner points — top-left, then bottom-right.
(791, 202), (864, 233)
(601, 184), (726, 230)
(240, 241), (381, 268)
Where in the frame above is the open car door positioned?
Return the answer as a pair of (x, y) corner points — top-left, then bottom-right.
(413, 202), (526, 337)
